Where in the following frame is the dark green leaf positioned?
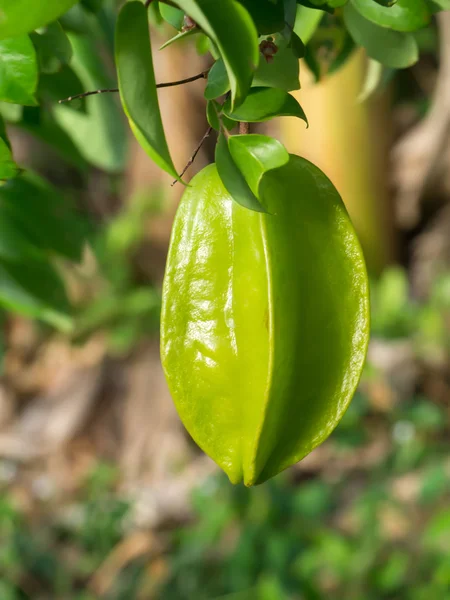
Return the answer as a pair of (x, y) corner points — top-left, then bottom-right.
(290, 32), (306, 58)
(215, 133), (267, 212)
(0, 172), (88, 262)
(0, 138), (19, 181)
(206, 100), (221, 131)
(0, 209), (44, 262)
(0, 0), (79, 39)
(238, 0), (285, 34)
(223, 87), (308, 123)
(174, 0), (259, 108)
(228, 134), (289, 197)
(351, 0), (430, 32)
(54, 34), (127, 172)
(254, 34), (300, 91)
(81, 0), (104, 13)
(0, 35), (38, 106)
(297, 0), (334, 12)
(0, 259), (72, 330)
(344, 3), (418, 68)
(30, 21), (72, 75)
(116, 2), (179, 180)
(39, 65), (86, 113)
(205, 59), (230, 100)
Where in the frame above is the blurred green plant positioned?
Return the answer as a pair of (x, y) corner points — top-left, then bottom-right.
(0, 267), (449, 599)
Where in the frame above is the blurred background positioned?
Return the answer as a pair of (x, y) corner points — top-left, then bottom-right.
(1, 3), (450, 599)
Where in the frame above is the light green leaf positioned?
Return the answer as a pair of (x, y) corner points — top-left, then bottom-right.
(0, 35), (38, 105)
(174, 0), (259, 108)
(159, 27), (199, 51)
(215, 133), (267, 212)
(30, 21), (72, 74)
(53, 34), (127, 172)
(344, 4), (418, 68)
(357, 58), (384, 102)
(294, 5), (324, 44)
(427, 0), (450, 10)
(351, 0), (430, 32)
(116, 1), (179, 180)
(223, 87), (308, 123)
(228, 134), (289, 197)
(0, 0), (78, 39)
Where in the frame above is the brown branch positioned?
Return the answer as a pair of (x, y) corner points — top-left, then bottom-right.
(172, 127), (213, 186)
(58, 71), (209, 104)
(239, 122), (249, 135)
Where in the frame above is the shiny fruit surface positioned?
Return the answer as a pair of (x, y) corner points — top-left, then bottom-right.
(161, 155), (369, 486)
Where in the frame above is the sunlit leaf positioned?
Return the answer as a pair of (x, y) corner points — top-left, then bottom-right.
(0, 35), (38, 105)
(0, 0), (78, 39)
(174, 0), (259, 108)
(223, 87), (307, 123)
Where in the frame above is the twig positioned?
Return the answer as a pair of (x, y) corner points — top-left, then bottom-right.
(172, 126), (213, 186)
(58, 71), (209, 104)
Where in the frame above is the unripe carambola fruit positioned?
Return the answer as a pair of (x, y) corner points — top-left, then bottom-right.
(161, 155), (370, 486)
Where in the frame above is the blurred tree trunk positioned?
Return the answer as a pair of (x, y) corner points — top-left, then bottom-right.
(282, 51), (396, 275)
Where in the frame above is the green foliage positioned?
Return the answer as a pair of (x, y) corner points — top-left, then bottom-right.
(0, 283), (449, 597)
(0, 0), (444, 331)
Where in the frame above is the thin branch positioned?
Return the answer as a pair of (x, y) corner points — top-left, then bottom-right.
(58, 71), (209, 104)
(172, 127), (213, 186)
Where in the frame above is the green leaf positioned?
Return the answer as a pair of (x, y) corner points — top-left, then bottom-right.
(294, 5), (324, 44)
(160, 4), (185, 29)
(0, 258), (72, 331)
(30, 21), (72, 74)
(290, 32), (306, 58)
(174, 0), (259, 108)
(215, 133), (267, 212)
(0, 172), (88, 261)
(228, 134), (289, 197)
(0, 138), (19, 181)
(39, 64), (86, 113)
(0, 209), (44, 262)
(344, 4), (418, 68)
(81, 0), (104, 13)
(0, 0), (79, 39)
(223, 87), (308, 123)
(206, 100), (221, 131)
(351, 0), (430, 32)
(254, 36), (300, 91)
(427, 0), (450, 11)
(159, 27), (200, 51)
(205, 58), (230, 100)
(116, 2), (179, 180)
(53, 33), (127, 172)
(0, 35), (38, 105)
(297, 0), (334, 12)
(238, 0), (285, 34)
